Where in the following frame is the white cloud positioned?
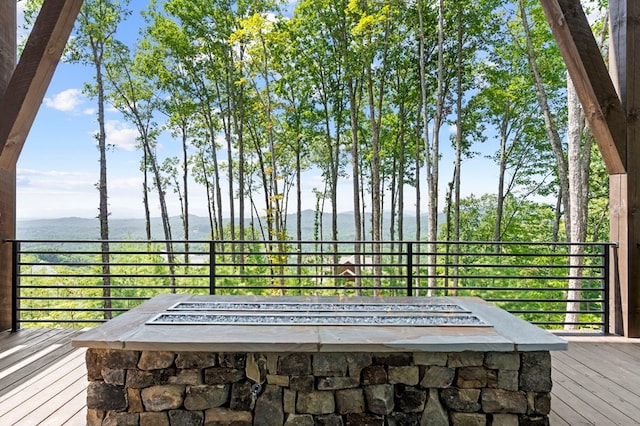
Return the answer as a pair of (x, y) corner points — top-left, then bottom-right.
(105, 121), (138, 151)
(43, 88), (84, 112)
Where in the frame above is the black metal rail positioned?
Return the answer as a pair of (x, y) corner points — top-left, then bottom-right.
(7, 239), (613, 332)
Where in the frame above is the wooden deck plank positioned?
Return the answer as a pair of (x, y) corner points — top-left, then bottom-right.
(0, 334), (84, 393)
(1, 329), (640, 425)
(0, 348), (86, 415)
(551, 352), (640, 419)
(549, 396), (589, 425)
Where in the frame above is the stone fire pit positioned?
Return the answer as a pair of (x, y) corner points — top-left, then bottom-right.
(73, 294), (567, 425)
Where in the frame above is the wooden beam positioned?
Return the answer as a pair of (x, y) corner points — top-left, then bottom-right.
(0, 1), (16, 97)
(0, 0), (83, 170)
(540, 0), (627, 175)
(0, 0), (17, 331)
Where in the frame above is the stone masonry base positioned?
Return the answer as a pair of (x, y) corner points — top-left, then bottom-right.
(85, 349), (551, 426)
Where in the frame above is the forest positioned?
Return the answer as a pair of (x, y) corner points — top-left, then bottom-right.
(17, 0), (611, 330)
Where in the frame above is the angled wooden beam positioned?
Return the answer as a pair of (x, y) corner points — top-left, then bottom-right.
(0, 0), (83, 170)
(540, 0), (627, 174)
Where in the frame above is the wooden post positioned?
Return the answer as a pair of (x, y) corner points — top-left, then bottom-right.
(609, 0), (640, 337)
(0, 0), (17, 331)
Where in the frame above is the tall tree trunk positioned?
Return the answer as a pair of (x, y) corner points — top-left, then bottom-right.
(94, 47), (111, 320)
(518, 0), (570, 241)
(565, 75), (590, 329)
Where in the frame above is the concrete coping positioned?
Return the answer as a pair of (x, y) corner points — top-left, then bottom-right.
(72, 294), (568, 353)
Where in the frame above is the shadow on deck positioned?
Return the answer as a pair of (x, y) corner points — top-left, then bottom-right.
(0, 329), (639, 425)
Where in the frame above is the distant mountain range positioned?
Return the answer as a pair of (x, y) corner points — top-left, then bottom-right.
(17, 210), (433, 241)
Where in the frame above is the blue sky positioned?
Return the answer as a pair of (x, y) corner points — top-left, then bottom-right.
(15, 1), (499, 220)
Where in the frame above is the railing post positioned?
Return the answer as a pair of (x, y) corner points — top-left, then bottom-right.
(407, 242), (413, 297)
(603, 243), (610, 334)
(209, 241), (216, 295)
(11, 241), (19, 332)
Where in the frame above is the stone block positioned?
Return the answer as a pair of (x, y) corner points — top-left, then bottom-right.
(204, 407), (252, 426)
(296, 390), (335, 414)
(168, 410), (204, 426)
(421, 389), (448, 426)
(346, 353), (372, 378)
(394, 384), (426, 412)
(266, 374), (290, 387)
(102, 368), (125, 385)
(184, 384), (229, 410)
(279, 353), (312, 375)
(373, 353), (412, 366)
(230, 380), (253, 410)
(290, 375), (315, 391)
(413, 352), (448, 366)
(389, 365), (419, 385)
(204, 367), (244, 384)
(169, 369), (202, 385)
(103, 350), (141, 369)
(86, 409), (105, 426)
(484, 352), (519, 370)
(102, 412), (139, 426)
(317, 376), (360, 390)
(284, 413), (314, 426)
(219, 352), (247, 369)
(314, 353), (348, 376)
(420, 366), (455, 388)
(344, 413), (384, 425)
(457, 366), (489, 388)
(127, 368), (175, 388)
(481, 389), (527, 414)
(441, 388), (481, 412)
(141, 384), (185, 412)
(517, 415), (550, 425)
(254, 385), (284, 426)
(283, 389), (297, 413)
(361, 365), (387, 385)
(527, 392), (551, 415)
(450, 412), (486, 425)
(87, 382), (127, 411)
(491, 413), (519, 426)
(127, 388), (144, 413)
(176, 352), (217, 369)
(138, 351), (175, 370)
(364, 384), (395, 415)
(519, 352), (551, 392)
(448, 351), (484, 367)
(336, 388), (365, 414)
(139, 412), (169, 426)
(497, 370), (519, 391)
(387, 412), (420, 426)
(315, 414), (344, 426)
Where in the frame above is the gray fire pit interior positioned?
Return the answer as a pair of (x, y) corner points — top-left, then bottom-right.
(148, 300), (489, 327)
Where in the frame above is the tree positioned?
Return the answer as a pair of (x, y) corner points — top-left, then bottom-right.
(24, 0), (132, 319)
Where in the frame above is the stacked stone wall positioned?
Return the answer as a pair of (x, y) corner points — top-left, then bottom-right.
(85, 349), (551, 426)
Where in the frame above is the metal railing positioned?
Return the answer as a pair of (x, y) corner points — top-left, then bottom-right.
(8, 239), (613, 332)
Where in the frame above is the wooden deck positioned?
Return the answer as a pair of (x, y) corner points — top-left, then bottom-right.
(0, 329), (639, 425)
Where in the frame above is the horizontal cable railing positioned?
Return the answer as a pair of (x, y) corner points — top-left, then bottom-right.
(8, 239), (613, 332)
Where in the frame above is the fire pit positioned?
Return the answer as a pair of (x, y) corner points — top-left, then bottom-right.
(73, 294), (566, 425)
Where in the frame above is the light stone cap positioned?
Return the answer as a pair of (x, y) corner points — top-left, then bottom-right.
(72, 293), (568, 352)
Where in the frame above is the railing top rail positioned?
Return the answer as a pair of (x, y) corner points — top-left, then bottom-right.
(4, 238), (617, 247)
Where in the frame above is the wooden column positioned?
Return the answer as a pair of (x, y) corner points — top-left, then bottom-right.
(0, 0), (17, 331)
(609, 0), (640, 337)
